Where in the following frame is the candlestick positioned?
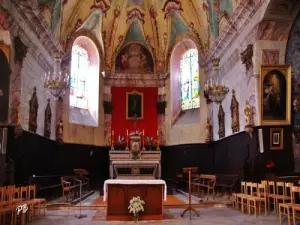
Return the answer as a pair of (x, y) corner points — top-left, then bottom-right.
(125, 129), (129, 151)
(111, 130), (114, 151)
(156, 132), (160, 151)
(142, 129), (145, 151)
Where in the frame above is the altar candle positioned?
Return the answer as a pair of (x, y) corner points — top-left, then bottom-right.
(157, 130), (159, 136)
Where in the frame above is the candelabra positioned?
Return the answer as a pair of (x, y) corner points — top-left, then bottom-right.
(204, 59), (229, 104)
(43, 53), (69, 99)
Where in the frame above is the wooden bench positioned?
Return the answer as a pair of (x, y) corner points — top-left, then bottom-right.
(215, 174), (239, 199)
(192, 174), (216, 200)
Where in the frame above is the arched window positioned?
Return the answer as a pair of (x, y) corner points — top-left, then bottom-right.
(69, 36), (100, 127)
(70, 45), (89, 109)
(180, 49), (200, 110)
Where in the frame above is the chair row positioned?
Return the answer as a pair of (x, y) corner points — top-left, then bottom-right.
(0, 185), (46, 225)
(233, 181), (296, 216)
(278, 186), (300, 225)
(233, 181), (269, 216)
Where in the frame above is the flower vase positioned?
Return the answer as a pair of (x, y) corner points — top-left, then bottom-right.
(134, 214), (139, 222)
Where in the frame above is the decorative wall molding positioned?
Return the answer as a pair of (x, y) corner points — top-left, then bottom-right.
(13, 36), (28, 63)
(105, 73), (168, 87)
(262, 49), (279, 64)
(11, 0), (62, 54)
(219, 49), (239, 76)
(6, 1), (54, 72)
(205, 0), (265, 66)
(240, 44), (253, 71)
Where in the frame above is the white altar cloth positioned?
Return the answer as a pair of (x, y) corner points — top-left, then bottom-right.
(103, 179), (167, 201)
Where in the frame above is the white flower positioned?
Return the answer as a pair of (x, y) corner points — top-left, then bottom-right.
(128, 196), (145, 216)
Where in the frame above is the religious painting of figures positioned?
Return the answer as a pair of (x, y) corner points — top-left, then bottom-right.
(115, 43), (154, 74)
(260, 65), (291, 126)
(126, 91), (143, 120)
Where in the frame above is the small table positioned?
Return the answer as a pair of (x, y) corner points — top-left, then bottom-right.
(104, 179), (167, 221)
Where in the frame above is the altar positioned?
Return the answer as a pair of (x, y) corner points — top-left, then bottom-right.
(109, 151), (161, 179)
(109, 129), (161, 179)
(104, 179), (167, 221)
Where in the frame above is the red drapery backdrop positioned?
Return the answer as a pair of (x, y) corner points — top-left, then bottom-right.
(111, 87), (158, 145)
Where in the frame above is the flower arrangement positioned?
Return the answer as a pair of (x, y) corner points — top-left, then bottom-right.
(128, 196), (145, 222)
(266, 160), (275, 169)
(145, 136), (154, 150)
(117, 135), (124, 145)
(131, 143), (140, 160)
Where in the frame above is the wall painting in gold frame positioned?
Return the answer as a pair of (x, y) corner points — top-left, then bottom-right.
(260, 65), (291, 126)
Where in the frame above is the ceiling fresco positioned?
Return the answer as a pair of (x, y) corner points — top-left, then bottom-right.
(37, 0), (239, 72)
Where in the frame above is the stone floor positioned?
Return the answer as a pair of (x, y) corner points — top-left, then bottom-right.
(28, 208), (284, 225)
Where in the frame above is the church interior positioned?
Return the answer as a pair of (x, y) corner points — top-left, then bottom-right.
(1, 0), (300, 224)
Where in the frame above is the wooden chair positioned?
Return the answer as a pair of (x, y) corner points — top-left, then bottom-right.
(0, 187), (15, 225)
(279, 185), (298, 225)
(276, 182), (293, 214)
(241, 182), (256, 213)
(267, 181), (277, 213)
(193, 174), (216, 200)
(61, 177), (72, 203)
(20, 186), (35, 223)
(248, 183), (268, 216)
(232, 181), (246, 210)
(28, 185), (46, 217)
(292, 186), (300, 225)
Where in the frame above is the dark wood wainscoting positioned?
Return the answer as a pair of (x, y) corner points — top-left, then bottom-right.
(6, 131), (110, 190)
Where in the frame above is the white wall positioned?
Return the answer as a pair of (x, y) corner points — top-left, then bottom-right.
(21, 53), (56, 140)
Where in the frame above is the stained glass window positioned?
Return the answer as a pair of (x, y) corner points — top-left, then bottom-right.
(70, 45), (89, 109)
(180, 49), (200, 110)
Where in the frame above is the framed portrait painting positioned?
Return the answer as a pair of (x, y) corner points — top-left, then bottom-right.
(270, 128), (283, 150)
(260, 65), (291, 126)
(126, 91), (144, 120)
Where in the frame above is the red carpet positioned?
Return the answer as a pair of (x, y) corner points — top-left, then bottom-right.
(91, 195), (185, 206)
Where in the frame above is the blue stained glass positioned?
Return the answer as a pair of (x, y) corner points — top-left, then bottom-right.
(180, 49), (200, 110)
(70, 45), (89, 109)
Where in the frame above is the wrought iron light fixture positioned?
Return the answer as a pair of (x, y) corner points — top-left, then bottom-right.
(204, 59), (229, 104)
(43, 53), (69, 99)
(43, 0), (69, 100)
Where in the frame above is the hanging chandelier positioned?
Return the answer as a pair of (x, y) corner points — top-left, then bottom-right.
(42, 0), (69, 100)
(204, 58), (229, 103)
(43, 53), (69, 99)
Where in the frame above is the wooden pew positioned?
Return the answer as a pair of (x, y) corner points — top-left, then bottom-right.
(192, 174), (216, 200)
(215, 174), (239, 199)
(73, 169), (90, 192)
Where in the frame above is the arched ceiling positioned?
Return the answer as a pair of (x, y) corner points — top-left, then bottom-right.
(37, 0), (238, 72)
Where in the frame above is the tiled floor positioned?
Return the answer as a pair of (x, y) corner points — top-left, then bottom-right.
(29, 208), (281, 225)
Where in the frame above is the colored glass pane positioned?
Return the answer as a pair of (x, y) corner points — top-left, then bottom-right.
(70, 45), (89, 109)
(180, 49), (200, 110)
